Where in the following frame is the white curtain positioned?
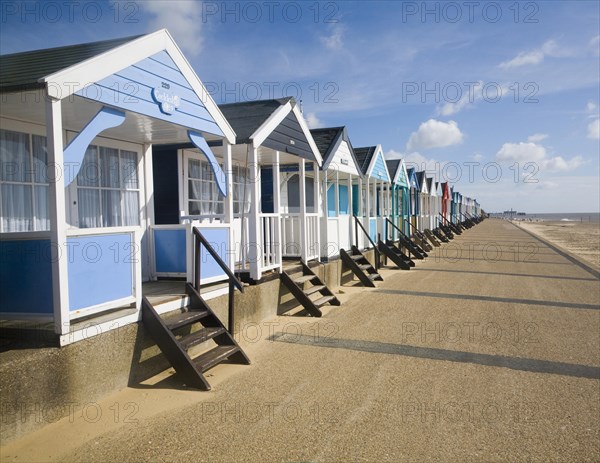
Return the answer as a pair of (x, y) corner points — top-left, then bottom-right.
(1, 184), (33, 232)
(77, 188), (101, 228)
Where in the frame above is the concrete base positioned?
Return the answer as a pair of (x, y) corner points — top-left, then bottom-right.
(0, 250), (377, 444)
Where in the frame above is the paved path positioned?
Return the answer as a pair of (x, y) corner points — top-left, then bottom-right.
(4, 219), (599, 462)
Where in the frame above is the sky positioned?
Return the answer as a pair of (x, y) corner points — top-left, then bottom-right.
(1, 0), (599, 213)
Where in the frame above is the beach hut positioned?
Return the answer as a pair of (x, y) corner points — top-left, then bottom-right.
(406, 167), (420, 234)
(150, 97), (322, 283)
(415, 171), (429, 231)
(385, 158), (410, 239)
(0, 28), (252, 373)
(441, 182), (451, 223)
(309, 127), (362, 260)
(353, 145), (392, 247)
(426, 177), (437, 230)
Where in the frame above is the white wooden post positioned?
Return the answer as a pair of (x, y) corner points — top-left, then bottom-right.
(46, 97), (70, 335)
(273, 151), (282, 270)
(313, 163), (320, 261)
(248, 145), (261, 280)
(347, 174), (353, 247)
(357, 177), (363, 248)
(299, 158), (307, 261)
(223, 141), (234, 269)
(320, 168), (328, 257)
(142, 143), (155, 282)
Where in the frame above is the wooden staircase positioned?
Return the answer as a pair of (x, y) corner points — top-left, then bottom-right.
(280, 262), (341, 317)
(398, 234), (427, 259)
(423, 229), (442, 247)
(142, 283), (250, 391)
(340, 246), (383, 287)
(378, 240), (414, 270)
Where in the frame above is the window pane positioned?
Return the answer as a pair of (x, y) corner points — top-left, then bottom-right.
(32, 135), (48, 183)
(1, 183), (33, 232)
(77, 188), (101, 228)
(34, 185), (50, 231)
(100, 147), (120, 188)
(0, 129), (30, 182)
(188, 159), (201, 179)
(189, 201), (201, 215)
(121, 150), (138, 189)
(189, 180), (202, 200)
(123, 191), (140, 226)
(77, 146), (99, 187)
(102, 190), (122, 227)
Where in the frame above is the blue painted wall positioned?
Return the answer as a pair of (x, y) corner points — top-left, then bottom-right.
(370, 151), (390, 182)
(75, 50), (223, 138)
(327, 184), (336, 217)
(154, 229), (187, 274)
(369, 218), (377, 242)
(67, 234), (133, 311)
(352, 185), (360, 216)
(197, 227), (229, 280)
(0, 239), (54, 315)
(338, 185), (349, 215)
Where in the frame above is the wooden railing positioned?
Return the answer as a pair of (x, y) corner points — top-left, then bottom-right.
(353, 215), (381, 270)
(193, 227), (244, 333)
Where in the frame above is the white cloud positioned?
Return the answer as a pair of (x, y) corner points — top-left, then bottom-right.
(496, 142), (584, 172)
(142, 1), (204, 56)
(587, 118), (600, 139)
(471, 153), (484, 161)
(320, 25), (344, 50)
(590, 35), (600, 56)
(499, 40), (561, 69)
(527, 133), (548, 143)
(436, 80), (484, 116)
(305, 112), (323, 129)
(406, 119), (464, 151)
(586, 101), (597, 113)
(386, 150), (442, 176)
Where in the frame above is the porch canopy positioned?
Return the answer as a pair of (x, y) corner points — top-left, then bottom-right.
(0, 29), (236, 342)
(211, 97), (323, 280)
(310, 126), (363, 258)
(354, 145), (391, 245)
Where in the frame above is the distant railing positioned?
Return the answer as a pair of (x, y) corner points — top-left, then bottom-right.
(260, 213), (280, 270)
(193, 227), (244, 333)
(353, 215), (381, 270)
(403, 218), (428, 242)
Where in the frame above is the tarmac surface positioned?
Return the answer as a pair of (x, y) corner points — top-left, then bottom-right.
(2, 219), (599, 462)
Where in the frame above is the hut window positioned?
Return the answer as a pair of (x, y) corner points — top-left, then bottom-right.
(187, 158), (224, 217)
(232, 164), (250, 216)
(75, 145), (140, 228)
(338, 185), (349, 215)
(0, 129), (49, 232)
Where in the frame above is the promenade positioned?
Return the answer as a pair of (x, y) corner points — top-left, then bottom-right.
(3, 219), (599, 462)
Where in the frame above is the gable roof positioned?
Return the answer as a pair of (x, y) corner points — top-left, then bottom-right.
(354, 146), (377, 175)
(219, 97), (322, 164)
(416, 171), (428, 193)
(0, 35), (142, 93)
(426, 177), (435, 195)
(385, 160), (400, 180)
(0, 29), (235, 143)
(219, 98), (292, 144)
(309, 126), (361, 173)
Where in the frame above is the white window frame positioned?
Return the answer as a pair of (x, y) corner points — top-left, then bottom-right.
(182, 149), (226, 221)
(0, 119), (54, 233)
(65, 133), (144, 231)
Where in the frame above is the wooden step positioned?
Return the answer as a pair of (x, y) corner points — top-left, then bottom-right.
(179, 327), (226, 350)
(351, 254), (364, 261)
(304, 284), (326, 295)
(358, 264), (372, 271)
(313, 295), (336, 307)
(165, 309), (210, 331)
(368, 273), (381, 280)
(193, 345), (240, 373)
(294, 275), (318, 285)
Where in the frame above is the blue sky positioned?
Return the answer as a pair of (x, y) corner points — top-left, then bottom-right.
(1, 0), (599, 212)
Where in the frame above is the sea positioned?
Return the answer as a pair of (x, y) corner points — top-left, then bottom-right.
(512, 212), (600, 223)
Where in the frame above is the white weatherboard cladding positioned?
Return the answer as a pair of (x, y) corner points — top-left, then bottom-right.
(326, 140), (360, 176)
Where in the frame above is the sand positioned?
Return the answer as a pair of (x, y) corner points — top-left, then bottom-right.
(516, 221), (600, 270)
(1, 219), (599, 462)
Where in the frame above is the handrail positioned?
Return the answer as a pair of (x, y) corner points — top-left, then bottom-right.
(438, 213), (456, 228)
(353, 215), (381, 270)
(386, 218), (421, 259)
(403, 217), (427, 241)
(193, 227), (244, 334)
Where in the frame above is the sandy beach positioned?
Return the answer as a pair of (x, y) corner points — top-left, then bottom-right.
(516, 221), (600, 270)
(2, 219), (599, 463)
